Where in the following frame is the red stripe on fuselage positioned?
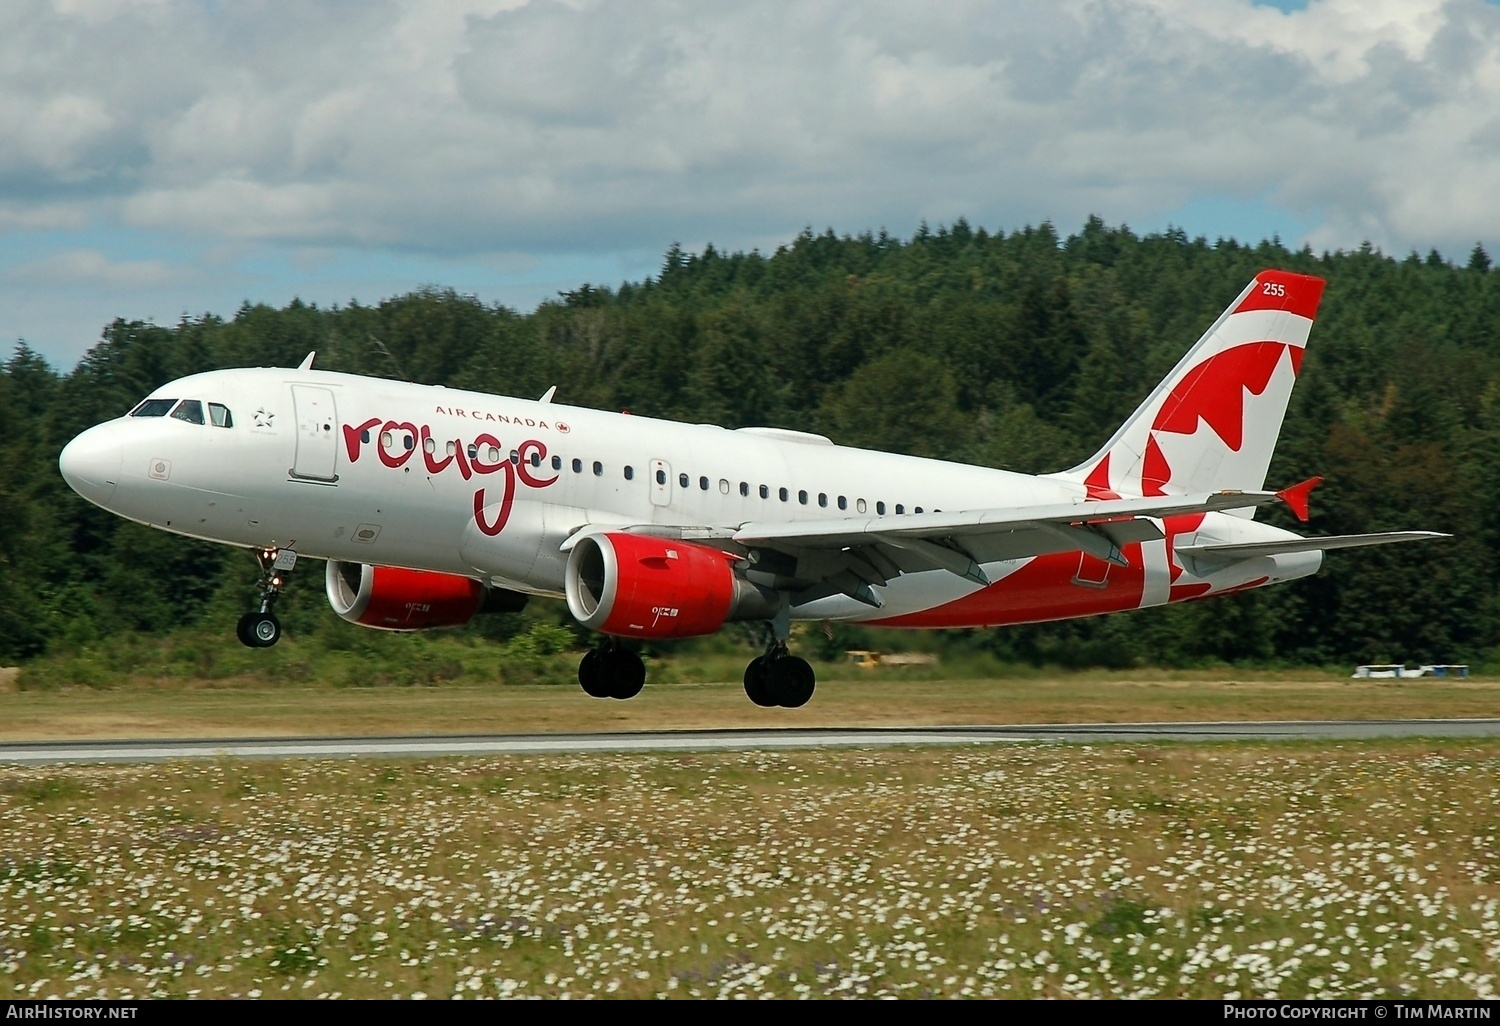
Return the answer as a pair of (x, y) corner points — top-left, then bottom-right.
(871, 544), (1146, 629)
(870, 510), (1253, 628)
(1164, 513), (1207, 602)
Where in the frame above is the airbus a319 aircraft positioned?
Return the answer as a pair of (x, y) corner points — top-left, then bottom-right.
(59, 270), (1443, 707)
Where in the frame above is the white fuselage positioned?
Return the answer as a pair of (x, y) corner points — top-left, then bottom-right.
(59, 366), (1321, 628)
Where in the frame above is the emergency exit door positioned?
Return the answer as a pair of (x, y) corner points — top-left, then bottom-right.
(650, 459), (671, 507)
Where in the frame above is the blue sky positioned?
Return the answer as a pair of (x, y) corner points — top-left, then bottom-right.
(5, 0), (1499, 367)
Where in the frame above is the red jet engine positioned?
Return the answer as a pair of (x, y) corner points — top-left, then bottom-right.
(326, 561), (488, 631)
(564, 533), (779, 639)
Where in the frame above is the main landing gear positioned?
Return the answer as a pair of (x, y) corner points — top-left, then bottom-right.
(575, 614), (817, 708)
(237, 546), (296, 648)
(743, 641), (816, 709)
(577, 640), (646, 700)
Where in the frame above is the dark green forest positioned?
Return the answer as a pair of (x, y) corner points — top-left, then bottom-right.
(3, 217), (1497, 671)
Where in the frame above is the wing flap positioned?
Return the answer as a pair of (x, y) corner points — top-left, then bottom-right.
(1177, 531), (1449, 565)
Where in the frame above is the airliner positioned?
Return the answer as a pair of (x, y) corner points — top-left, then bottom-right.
(57, 270), (1444, 706)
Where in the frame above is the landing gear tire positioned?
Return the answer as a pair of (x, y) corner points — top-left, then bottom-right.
(769, 656), (815, 708)
(744, 651), (816, 708)
(239, 612), (281, 648)
(238, 546), (294, 648)
(578, 649), (611, 699)
(743, 656), (777, 707)
(604, 649), (646, 700)
(578, 645), (646, 700)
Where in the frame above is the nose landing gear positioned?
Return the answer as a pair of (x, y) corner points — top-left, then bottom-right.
(237, 546), (296, 648)
(577, 640), (646, 700)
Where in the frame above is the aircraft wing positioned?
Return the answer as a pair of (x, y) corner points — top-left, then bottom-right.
(565, 489), (1287, 608)
(731, 491), (1278, 549)
(731, 491), (1284, 605)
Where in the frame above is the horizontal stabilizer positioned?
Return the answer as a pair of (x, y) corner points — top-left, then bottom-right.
(1177, 531), (1448, 565)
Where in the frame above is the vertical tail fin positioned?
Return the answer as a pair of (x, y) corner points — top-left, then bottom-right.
(1054, 269), (1325, 505)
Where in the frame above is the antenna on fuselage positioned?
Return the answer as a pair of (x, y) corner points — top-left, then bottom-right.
(297, 351), (316, 370)
(539, 385), (557, 404)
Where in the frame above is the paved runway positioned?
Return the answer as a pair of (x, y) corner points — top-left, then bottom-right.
(2, 718), (1498, 765)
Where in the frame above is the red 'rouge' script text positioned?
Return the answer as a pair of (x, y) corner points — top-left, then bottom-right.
(342, 418), (558, 537)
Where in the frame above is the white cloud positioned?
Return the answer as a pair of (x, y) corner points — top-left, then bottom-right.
(5, 248), (192, 290)
(5, 0), (1500, 282)
(0, 202), (89, 232)
(0, 93), (114, 177)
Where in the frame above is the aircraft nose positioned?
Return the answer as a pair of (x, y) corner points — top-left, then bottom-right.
(59, 424), (122, 508)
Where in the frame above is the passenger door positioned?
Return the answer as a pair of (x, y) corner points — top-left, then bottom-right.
(290, 385), (339, 483)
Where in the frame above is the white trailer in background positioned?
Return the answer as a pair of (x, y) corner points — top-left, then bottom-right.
(1351, 664), (1470, 679)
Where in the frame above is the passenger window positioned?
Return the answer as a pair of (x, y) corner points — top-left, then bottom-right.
(719, 479), (730, 494)
(446, 441), (457, 457)
(493, 447), (504, 463)
(624, 466), (634, 480)
(838, 496), (847, 510)
(593, 461), (603, 476)
(758, 484), (769, 499)
(915, 506), (924, 514)
(778, 487), (788, 502)
(876, 501), (886, 515)
(405, 435), (415, 451)
(130, 398), (176, 418)
(818, 493), (828, 508)
(423, 437), (436, 454)
(740, 482), (749, 497)
(573, 458), (583, 473)
(656, 469), (666, 485)
(679, 472), (689, 488)
(798, 490), (808, 505)
(895, 504), (904, 514)
(700, 476), (709, 491)
(857, 499), (867, 513)
(171, 400), (205, 425)
(530, 451), (541, 467)
(551, 455), (562, 470)
(387, 432), (398, 450)
(208, 403), (233, 428)
(508, 450), (519, 464)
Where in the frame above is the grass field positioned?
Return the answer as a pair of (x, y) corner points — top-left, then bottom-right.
(0, 667), (1496, 741)
(2, 666), (1495, 999)
(2, 739), (1496, 999)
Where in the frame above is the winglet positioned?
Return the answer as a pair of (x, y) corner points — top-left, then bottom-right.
(1276, 475), (1324, 523)
(297, 351), (316, 370)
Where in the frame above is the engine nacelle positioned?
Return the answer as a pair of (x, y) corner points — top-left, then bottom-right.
(326, 561), (502, 631)
(564, 533), (780, 639)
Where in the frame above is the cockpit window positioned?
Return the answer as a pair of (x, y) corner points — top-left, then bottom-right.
(208, 403), (233, 428)
(130, 398), (176, 418)
(170, 400), (205, 425)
